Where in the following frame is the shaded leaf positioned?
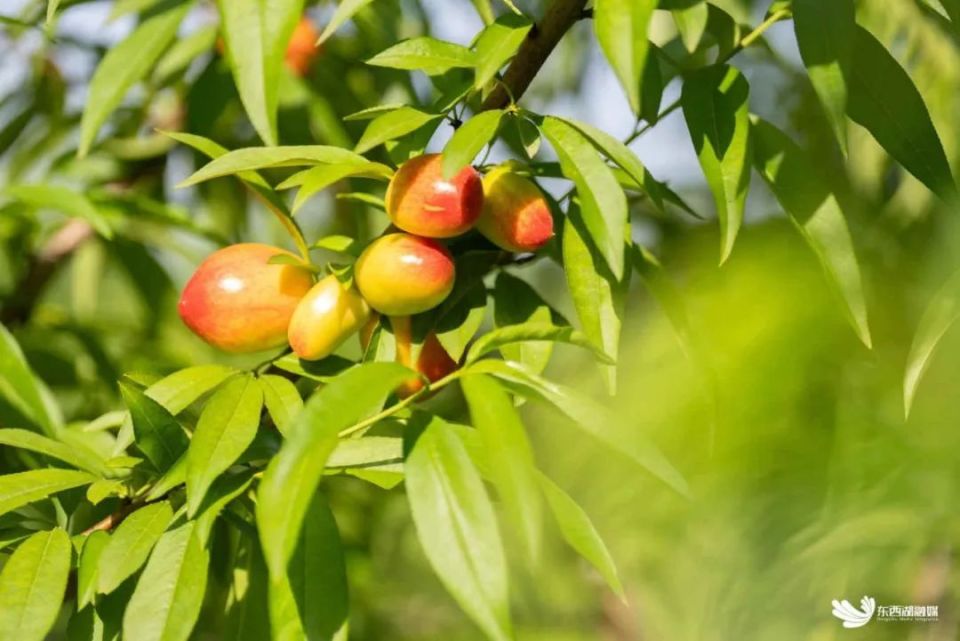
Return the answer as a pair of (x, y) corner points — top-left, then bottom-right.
(120, 381), (188, 472)
(493, 272), (556, 374)
(681, 64), (751, 264)
(751, 117), (871, 347)
(594, 0), (655, 113)
(4, 185), (112, 238)
(846, 26), (956, 199)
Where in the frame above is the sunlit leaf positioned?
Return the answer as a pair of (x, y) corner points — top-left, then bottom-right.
(144, 365), (237, 415)
(0, 428), (106, 475)
(594, 0), (655, 113)
(216, 0), (304, 145)
(354, 107), (442, 154)
(367, 37), (476, 74)
(179, 145), (366, 187)
(97, 502), (173, 594)
(76, 530), (109, 609)
(0, 528), (71, 641)
(493, 272), (556, 374)
(153, 25), (219, 83)
(258, 374), (303, 437)
(0, 325), (60, 435)
(79, 0), (192, 156)
(120, 381), (188, 473)
(4, 184), (112, 238)
(405, 414), (512, 641)
(672, 2), (709, 53)
(473, 14), (532, 89)
(442, 109), (504, 178)
(317, 0), (375, 45)
(0, 469), (96, 519)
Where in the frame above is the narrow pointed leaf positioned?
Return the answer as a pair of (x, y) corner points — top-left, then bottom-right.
(904, 268), (960, 417)
(120, 381), (188, 472)
(442, 109), (504, 178)
(792, 0), (853, 153)
(317, 0), (375, 44)
(4, 185), (112, 238)
(144, 365), (237, 415)
(594, 0), (655, 113)
(97, 502), (173, 594)
(493, 272), (556, 374)
(367, 37), (476, 73)
(0, 325), (59, 434)
(217, 0), (304, 145)
(0, 469), (96, 519)
(846, 26), (956, 200)
(0, 428), (106, 475)
(467, 322), (611, 365)
(462, 375), (543, 563)
(179, 145), (366, 187)
(681, 64), (751, 264)
(406, 415), (512, 641)
(751, 117), (871, 347)
(0, 528), (71, 641)
(76, 530), (109, 609)
(354, 107), (441, 154)
(186, 375), (263, 515)
(257, 363), (417, 578)
(542, 116), (627, 278)
(259, 374), (303, 437)
(122, 522), (209, 641)
(538, 472), (624, 598)
(473, 14), (532, 89)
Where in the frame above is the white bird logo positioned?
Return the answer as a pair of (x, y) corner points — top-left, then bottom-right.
(831, 596), (876, 628)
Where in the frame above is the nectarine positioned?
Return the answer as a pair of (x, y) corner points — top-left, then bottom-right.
(385, 154), (483, 238)
(287, 275), (370, 360)
(285, 17), (320, 77)
(354, 233), (455, 315)
(477, 165), (554, 252)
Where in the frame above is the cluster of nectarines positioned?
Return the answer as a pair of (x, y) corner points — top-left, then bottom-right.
(178, 153), (553, 390)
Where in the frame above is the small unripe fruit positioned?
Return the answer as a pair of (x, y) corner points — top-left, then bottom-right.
(287, 276), (371, 361)
(477, 166), (554, 252)
(285, 18), (320, 77)
(386, 154), (484, 238)
(179, 244), (313, 352)
(354, 233), (455, 315)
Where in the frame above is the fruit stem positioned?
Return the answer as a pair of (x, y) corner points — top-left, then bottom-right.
(391, 315), (414, 369)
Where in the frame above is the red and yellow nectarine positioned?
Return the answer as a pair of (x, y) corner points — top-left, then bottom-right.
(179, 244), (313, 352)
(355, 233), (455, 316)
(477, 165), (554, 252)
(285, 17), (320, 77)
(385, 154), (484, 238)
(287, 275), (370, 361)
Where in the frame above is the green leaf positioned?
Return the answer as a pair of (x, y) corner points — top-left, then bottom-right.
(0, 469), (96, 519)
(179, 145), (366, 187)
(467, 322), (611, 365)
(268, 493), (348, 641)
(792, 0), (853, 154)
(153, 25), (219, 83)
(0, 528), (71, 641)
(5, 184), (112, 238)
(279, 162), (393, 212)
(194, 471), (255, 544)
(903, 268), (960, 418)
(97, 502), (173, 594)
(513, 115), (542, 159)
(145, 455), (186, 502)
(405, 415), (512, 641)
(594, 0), (655, 114)
(751, 117), (871, 347)
(76, 530), (109, 609)
(259, 374), (303, 437)
(562, 209), (628, 393)
(217, 0), (304, 145)
(257, 363), (417, 578)
(367, 37), (476, 74)
(462, 375), (542, 564)
(846, 26), (956, 200)
(681, 64), (751, 264)
(473, 14), (532, 89)
(327, 436), (403, 471)
(186, 375), (264, 516)
(343, 103), (407, 121)
(0, 428), (106, 475)
(46, 0), (61, 26)
(144, 365), (237, 415)
(559, 117), (665, 211)
(122, 522), (209, 641)
(224, 536), (271, 641)
(434, 252), (495, 361)
(466, 359), (689, 497)
(79, 0), (191, 156)
(120, 381), (189, 473)
(493, 272), (555, 374)
(538, 472), (624, 598)
(109, 0), (165, 20)
(672, 2), (709, 52)
(317, 0), (375, 44)
(641, 45), (664, 124)
(0, 324), (59, 435)
(542, 116), (627, 279)
(271, 353), (354, 382)
(442, 109), (504, 178)
(354, 107), (442, 154)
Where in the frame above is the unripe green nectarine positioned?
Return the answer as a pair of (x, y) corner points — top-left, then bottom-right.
(287, 275), (370, 361)
(385, 154), (484, 238)
(178, 244), (313, 352)
(477, 165), (554, 252)
(354, 233), (455, 315)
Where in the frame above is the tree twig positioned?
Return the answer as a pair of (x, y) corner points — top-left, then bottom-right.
(481, 0), (589, 111)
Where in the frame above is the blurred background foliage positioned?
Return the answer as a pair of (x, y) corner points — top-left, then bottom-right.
(1, 0), (960, 639)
